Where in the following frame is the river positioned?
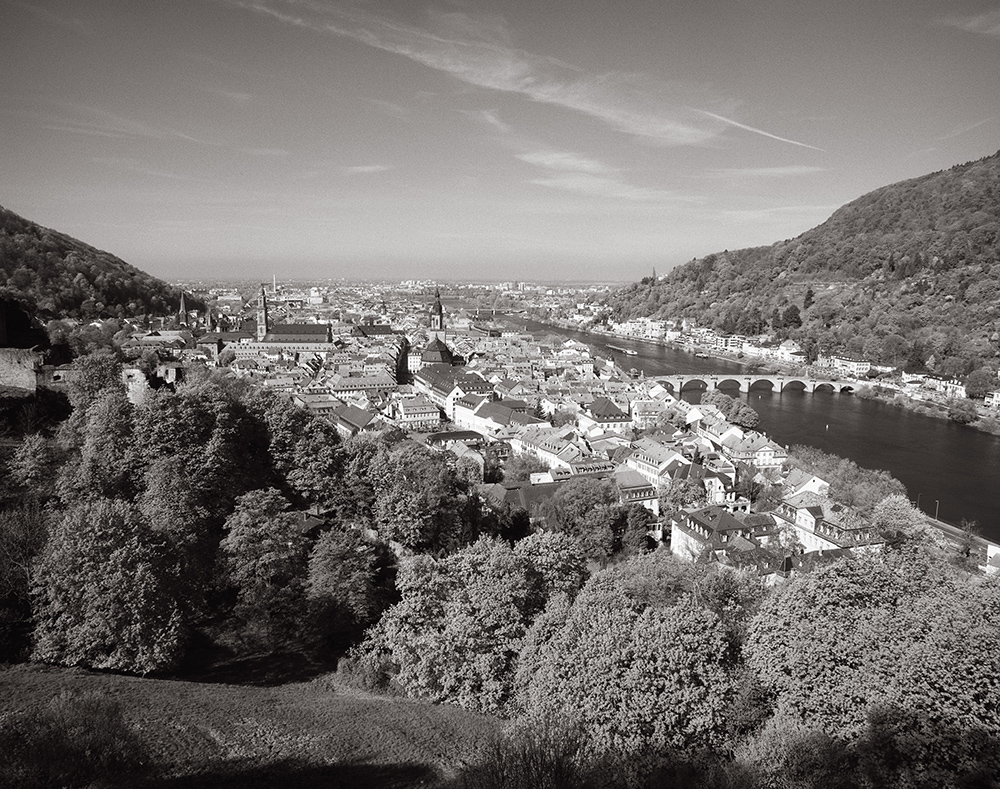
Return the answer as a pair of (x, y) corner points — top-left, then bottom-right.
(510, 316), (1000, 542)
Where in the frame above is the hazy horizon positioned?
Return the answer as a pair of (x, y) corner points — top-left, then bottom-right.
(4, 0), (998, 282)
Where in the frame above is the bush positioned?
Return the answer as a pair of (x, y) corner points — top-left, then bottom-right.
(336, 651), (400, 695)
(947, 398), (979, 424)
(456, 722), (592, 789)
(455, 720), (755, 789)
(0, 691), (149, 789)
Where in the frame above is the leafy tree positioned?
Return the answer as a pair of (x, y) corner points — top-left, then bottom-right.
(744, 548), (1000, 783)
(513, 531), (589, 609)
(371, 444), (476, 552)
(31, 498), (185, 674)
(219, 488), (310, 648)
(788, 445), (906, 513)
(355, 538), (538, 714)
(621, 505), (653, 555)
(59, 389), (138, 501)
(503, 452), (549, 484)
(138, 455), (217, 616)
(658, 477), (707, 513)
(728, 401), (760, 430)
(305, 526), (394, 655)
(535, 476), (628, 563)
(947, 397), (979, 424)
(0, 503), (48, 660)
(66, 349), (124, 411)
(701, 389), (760, 430)
(284, 417), (343, 508)
(517, 553), (740, 754)
(6, 433), (58, 502)
(965, 367), (997, 400)
(782, 305), (802, 330)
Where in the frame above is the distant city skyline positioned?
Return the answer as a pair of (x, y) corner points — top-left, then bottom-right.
(3, 0), (999, 282)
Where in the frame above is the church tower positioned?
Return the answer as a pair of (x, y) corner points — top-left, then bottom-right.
(429, 286), (445, 341)
(178, 292), (187, 325)
(256, 285), (269, 341)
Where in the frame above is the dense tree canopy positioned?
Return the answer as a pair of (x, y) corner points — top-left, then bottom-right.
(0, 205), (192, 321)
(31, 499), (185, 674)
(744, 547), (1000, 785)
(517, 552), (749, 754)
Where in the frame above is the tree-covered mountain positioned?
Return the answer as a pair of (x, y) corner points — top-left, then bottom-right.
(0, 205), (190, 332)
(606, 151), (1000, 376)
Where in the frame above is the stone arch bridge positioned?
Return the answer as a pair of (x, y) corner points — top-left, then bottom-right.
(659, 374), (855, 394)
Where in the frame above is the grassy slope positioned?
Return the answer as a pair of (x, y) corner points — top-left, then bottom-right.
(0, 663), (499, 788)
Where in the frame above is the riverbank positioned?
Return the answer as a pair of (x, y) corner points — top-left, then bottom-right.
(541, 317), (1000, 437)
(854, 383), (1000, 436)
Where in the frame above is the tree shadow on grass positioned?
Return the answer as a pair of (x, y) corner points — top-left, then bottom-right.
(170, 629), (337, 687)
(140, 759), (438, 789)
(176, 650), (337, 687)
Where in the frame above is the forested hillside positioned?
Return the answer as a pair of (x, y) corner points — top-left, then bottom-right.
(606, 151), (1000, 376)
(0, 205), (188, 325)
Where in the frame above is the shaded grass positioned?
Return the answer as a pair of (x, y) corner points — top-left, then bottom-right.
(0, 663), (498, 787)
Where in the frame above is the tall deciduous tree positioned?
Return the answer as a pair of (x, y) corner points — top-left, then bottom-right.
(306, 526), (394, 654)
(536, 476), (628, 562)
(219, 488), (310, 648)
(31, 499), (185, 674)
(355, 536), (576, 715)
(371, 444), (475, 552)
(517, 552), (739, 754)
(0, 502), (47, 660)
(744, 548), (1000, 784)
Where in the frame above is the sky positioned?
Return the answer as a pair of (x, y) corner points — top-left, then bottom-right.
(2, 0), (999, 283)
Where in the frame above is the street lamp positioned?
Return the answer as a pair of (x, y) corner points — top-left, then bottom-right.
(935, 500), (940, 520)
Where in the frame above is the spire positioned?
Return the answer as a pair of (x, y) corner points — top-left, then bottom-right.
(256, 285), (269, 341)
(178, 292), (187, 324)
(429, 286), (445, 338)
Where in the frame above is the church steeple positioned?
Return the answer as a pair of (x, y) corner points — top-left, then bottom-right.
(429, 286), (445, 339)
(256, 285), (269, 341)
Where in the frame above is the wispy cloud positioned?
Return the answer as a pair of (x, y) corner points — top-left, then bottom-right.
(933, 117), (994, 141)
(517, 151), (614, 175)
(463, 109), (511, 134)
(705, 165), (828, 178)
(368, 98), (411, 119)
(40, 101), (290, 157)
(695, 111), (826, 152)
(517, 148), (684, 202)
(937, 8), (1000, 38)
(231, 1), (822, 151)
(345, 164), (392, 173)
(42, 102), (207, 142)
(529, 173), (679, 202)
(207, 88), (254, 106)
(90, 157), (218, 184)
(244, 147), (291, 157)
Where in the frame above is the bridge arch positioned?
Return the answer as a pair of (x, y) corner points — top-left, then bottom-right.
(779, 378), (808, 393)
(679, 378), (709, 391)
